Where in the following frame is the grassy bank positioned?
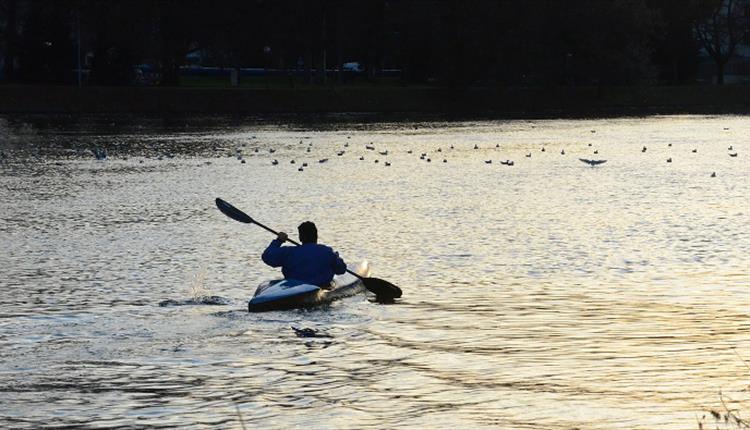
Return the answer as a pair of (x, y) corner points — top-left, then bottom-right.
(1, 84), (750, 117)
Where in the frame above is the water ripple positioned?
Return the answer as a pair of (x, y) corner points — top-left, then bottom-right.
(2, 114), (750, 429)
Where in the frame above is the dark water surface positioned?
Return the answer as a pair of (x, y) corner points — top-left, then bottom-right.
(2, 114), (749, 429)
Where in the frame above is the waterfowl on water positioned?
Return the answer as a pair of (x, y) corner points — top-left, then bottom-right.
(92, 148), (107, 160)
(666, 158), (672, 163)
(711, 172), (716, 177)
(730, 153), (738, 157)
(271, 159), (279, 165)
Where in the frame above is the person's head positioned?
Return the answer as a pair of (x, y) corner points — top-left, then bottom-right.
(298, 221), (318, 244)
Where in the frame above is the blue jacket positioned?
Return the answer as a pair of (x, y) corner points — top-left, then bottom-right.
(261, 240), (347, 286)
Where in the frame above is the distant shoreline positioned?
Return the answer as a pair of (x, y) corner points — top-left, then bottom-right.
(1, 84), (750, 118)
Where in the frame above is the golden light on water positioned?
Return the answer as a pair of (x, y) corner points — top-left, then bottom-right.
(2, 115), (750, 428)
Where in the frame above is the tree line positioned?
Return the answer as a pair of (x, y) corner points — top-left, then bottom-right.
(0, 0), (746, 87)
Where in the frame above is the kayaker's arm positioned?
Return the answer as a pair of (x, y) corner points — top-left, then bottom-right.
(332, 251), (347, 275)
(261, 237), (287, 267)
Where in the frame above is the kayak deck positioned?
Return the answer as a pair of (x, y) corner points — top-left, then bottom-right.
(248, 261), (369, 312)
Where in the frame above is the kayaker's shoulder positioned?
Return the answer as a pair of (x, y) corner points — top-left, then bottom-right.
(304, 243), (335, 252)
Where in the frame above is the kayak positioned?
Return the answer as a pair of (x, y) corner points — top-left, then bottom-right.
(248, 261), (369, 312)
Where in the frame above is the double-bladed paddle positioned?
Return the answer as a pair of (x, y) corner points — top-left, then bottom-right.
(215, 198), (402, 300)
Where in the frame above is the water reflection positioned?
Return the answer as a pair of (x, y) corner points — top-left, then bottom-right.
(1, 114), (750, 429)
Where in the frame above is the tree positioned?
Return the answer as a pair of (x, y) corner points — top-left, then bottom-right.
(694, 0), (748, 84)
(85, 1), (142, 85)
(153, 1), (198, 86)
(533, 0), (658, 86)
(16, 1), (76, 83)
(1, 0), (20, 81)
(648, 0), (701, 84)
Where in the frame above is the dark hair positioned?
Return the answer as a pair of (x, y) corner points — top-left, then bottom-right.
(298, 221), (318, 243)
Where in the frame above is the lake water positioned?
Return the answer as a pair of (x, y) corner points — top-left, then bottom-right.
(2, 114), (749, 429)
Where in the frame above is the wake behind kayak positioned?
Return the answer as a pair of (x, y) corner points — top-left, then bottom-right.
(159, 295), (231, 307)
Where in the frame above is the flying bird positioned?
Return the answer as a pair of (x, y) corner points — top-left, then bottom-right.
(579, 158), (607, 166)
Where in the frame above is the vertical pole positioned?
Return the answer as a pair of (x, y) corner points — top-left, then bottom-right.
(77, 8), (82, 87)
(322, 49), (327, 85)
(320, 0), (326, 85)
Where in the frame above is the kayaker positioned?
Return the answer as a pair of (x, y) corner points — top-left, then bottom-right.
(261, 221), (347, 288)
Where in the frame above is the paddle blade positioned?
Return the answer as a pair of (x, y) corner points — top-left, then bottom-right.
(362, 277), (402, 299)
(215, 198), (254, 224)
